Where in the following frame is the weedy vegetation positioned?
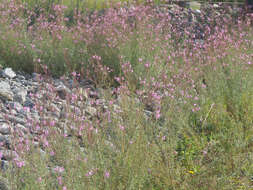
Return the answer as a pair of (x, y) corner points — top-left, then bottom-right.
(0, 0), (253, 189)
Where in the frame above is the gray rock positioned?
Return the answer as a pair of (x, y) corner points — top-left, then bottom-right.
(1, 160), (9, 172)
(7, 115), (26, 125)
(0, 135), (10, 145)
(13, 87), (27, 104)
(15, 74), (25, 81)
(8, 102), (23, 112)
(32, 72), (41, 82)
(23, 98), (34, 108)
(2, 68), (16, 79)
(0, 150), (18, 161)
(0, 82), (13, 101)
(0, 123), (11, 135)
(55, 84), (71, 100)
(0, 66), (110, 174)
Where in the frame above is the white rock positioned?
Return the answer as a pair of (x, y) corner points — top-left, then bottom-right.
(0, 81), (13, 101)
(0, 123), (11, 135)
(2, 68), (16, 79)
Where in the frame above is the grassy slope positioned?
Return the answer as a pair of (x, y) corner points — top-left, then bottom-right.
(0, 1), (252, 189)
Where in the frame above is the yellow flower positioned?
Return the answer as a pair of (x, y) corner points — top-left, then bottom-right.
(188, 170), (194, 174)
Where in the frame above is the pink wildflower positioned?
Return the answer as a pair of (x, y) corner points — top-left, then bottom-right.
(104, 171), (110, 178)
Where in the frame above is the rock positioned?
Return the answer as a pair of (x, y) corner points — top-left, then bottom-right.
(0, 81), (13, 101)
(0, 135), (10, 145)
(8, 102), (23, 112)
(13, 87), (27, 104)
(6, 115), (26, 125)
(32, 72), (42, 82)
(0, 66), (114, 175)
(0, 123), (11, 135)
(2, 68), (16, 79)
(55, 84), (71, 100)
(0, 150), (18, 161)
(79, 79), (96, 90)
(1, 160), (9, 171)
(23, 97), (35, 108)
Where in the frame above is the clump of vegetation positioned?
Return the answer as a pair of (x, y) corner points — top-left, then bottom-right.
(0, 0), (253, 189)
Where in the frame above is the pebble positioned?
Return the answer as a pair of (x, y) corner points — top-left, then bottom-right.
(0, 123), (11, 135)
(0, 67), (154, 174)
(0, 67), (107, 172)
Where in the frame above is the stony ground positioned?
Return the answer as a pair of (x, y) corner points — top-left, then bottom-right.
(0, 66), (152, 173)
(0, 67), (109, 170)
